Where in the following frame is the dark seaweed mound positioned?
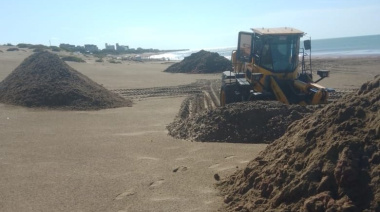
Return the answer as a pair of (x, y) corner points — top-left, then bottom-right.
(219, 76), (380, 211)
(0, 51), (131, 110)
(164, 50), (232, 73)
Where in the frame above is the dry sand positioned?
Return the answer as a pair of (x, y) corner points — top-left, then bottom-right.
(0, 46), (379, 211)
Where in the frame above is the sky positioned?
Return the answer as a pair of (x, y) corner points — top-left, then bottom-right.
(1, 0), (380, 50)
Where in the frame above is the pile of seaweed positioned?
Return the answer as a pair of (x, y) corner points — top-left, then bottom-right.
(167, 101), (315, 143)
(164, 50), (232, 73)
(218, 75), (380, 211)
(0, 51), (131, 110)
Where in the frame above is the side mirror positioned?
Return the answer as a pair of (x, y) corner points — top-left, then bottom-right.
(314, 70), (330, 83)
(317, 70), (329, 78)
(304, 40), (311, 50)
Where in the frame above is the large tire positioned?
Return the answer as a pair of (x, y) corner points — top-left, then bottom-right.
(220, 85), (235, 106)
(220, 88), (227, 106)
(240, 87), (250, 102)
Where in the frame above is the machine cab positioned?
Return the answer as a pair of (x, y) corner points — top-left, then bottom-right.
(236, 28), (304, 73)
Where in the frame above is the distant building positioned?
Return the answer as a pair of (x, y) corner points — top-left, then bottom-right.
(84, 44), (98, 52)
(105, 43), (115, 51)
(116, 43), (129, 51)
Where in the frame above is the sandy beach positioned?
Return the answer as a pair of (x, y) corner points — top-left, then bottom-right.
(0, 46), (379, 211)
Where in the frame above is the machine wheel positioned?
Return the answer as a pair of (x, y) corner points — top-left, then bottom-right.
(220, 85), (234, 106)
(220, 89), (226, 106)
(240, 87), (250, 102)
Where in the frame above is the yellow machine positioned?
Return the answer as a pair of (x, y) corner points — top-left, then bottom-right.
(220, 27), (332, 106)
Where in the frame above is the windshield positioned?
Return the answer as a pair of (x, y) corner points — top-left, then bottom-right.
(260, 35), (300, 73)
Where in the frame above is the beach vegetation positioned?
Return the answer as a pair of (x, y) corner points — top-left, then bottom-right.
(61, 56), (85, 63)
(7, 48), (19, 51)
(17, 43), (31, 48)
(50, 46), (61, 52)
(28, 44), (48, 50)
(17, 43), (61, 52)
(33, 48), (44, 52)
(108, 59), (121, 64)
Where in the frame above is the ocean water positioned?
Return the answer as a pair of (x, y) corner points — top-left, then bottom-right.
(306, 34), (380, 56)
(150, 34), (380, 61)
(149, 47), (235, 61)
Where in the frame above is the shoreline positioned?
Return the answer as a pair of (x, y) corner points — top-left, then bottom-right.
(311, 53), (380, 59)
